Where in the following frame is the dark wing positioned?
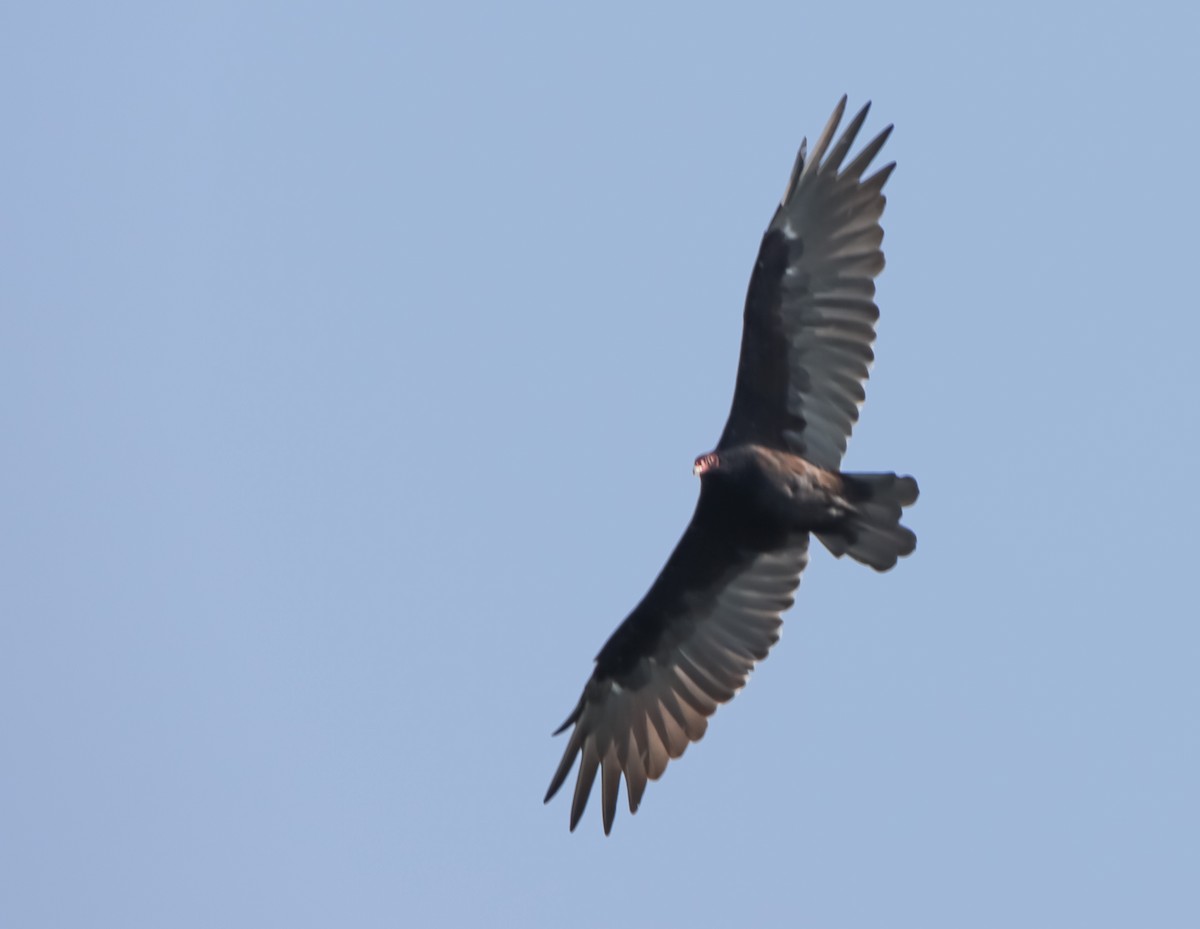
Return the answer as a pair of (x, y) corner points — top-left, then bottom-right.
(717, 96), (894, 471)
(545, 480), (809, 833)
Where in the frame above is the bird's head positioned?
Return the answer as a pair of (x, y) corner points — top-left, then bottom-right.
(693, 452), (720, 477)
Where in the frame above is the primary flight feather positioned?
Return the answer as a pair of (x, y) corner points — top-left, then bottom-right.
(546, 97), (918, 834)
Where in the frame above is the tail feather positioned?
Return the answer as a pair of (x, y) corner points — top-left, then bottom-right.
(816, 472), (919, 572)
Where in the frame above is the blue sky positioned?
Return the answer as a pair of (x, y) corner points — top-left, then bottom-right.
(3, 2), (1198, 927)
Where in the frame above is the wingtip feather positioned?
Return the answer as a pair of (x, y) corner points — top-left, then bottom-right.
(569, 741), (600, 831)
(823, 101), (871, 174)
(843, 123), (893, 179)
(801, 96), (848, 180)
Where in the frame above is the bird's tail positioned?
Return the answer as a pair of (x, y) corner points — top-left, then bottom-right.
(816, 472), (919, 572)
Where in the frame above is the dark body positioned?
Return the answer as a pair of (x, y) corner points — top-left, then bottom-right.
(705, 445), (855, 531)
(546, 98), (919, 833)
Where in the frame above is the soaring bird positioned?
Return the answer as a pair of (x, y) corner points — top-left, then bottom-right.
(546, 97), (918, 833)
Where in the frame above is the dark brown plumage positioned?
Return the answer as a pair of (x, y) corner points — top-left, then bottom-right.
(546, 97), (918, 834)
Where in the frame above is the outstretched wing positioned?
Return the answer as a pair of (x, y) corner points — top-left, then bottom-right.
(717, 96), (894, 470)
(545, 481), (809, 833)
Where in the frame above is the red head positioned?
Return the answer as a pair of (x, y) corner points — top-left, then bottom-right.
(693, 452), (720, 477)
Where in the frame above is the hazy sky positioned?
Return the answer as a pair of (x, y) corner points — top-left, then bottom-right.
(4, 3), (1198, 927)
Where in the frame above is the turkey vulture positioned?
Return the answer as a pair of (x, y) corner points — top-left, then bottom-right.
(545, 97), (918, 833)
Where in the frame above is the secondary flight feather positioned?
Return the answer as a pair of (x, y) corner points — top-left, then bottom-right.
(546, 97), (918, 834)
